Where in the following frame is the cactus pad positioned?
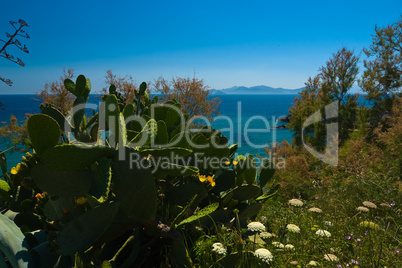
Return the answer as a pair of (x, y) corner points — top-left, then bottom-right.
(30, 162), (92, 197)
(112, 147), (157, 224)
(27, 114), (61, 156)
(42, 144), (115, 172)
(56, 201), (119, 255)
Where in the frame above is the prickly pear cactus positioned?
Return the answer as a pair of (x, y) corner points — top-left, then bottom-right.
(27, 114), (61, 156)
(0, 74), (279, 267)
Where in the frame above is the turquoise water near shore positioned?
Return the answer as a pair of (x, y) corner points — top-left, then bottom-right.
(0, 94), (296, 172)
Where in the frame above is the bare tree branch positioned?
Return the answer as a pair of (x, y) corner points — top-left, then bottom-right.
(0, 19), (29, 86)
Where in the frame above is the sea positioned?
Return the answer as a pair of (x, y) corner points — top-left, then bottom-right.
(0, 94), (296, 172)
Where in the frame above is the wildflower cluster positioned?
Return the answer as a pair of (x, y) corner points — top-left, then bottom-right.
(288, 198), (304, 207)
(198, 174), (216, 187)
(315, 229), (331, 237)
(211, 242), (227, 255)
(286, 223), (300, 233)
(247, 221), (266, 232)
(254, 248), (273, 263)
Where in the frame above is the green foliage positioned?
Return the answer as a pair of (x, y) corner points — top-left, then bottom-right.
(360, 16), (402, 112)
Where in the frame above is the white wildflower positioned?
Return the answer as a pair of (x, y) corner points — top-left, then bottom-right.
(363, 201), (377, 209)
(284, 244), (295, 251)
(308, 207), (323, 213)
(212, 242), (227, 255)
(247, 221), (266, 232)
(272, 241), (285, 248)
(259, 232), (274, 239)
(324, 253), (339, 262)
(357, 206), (370, 212)
(286, 224), (300, 233)
(254, 248), (273, 263)
(380, 203), (391, 207)
(307, 260), (319, 266)
(315, 229), (331, 237)
(324, 221), (333, 227)
(288, 198), (304, 207)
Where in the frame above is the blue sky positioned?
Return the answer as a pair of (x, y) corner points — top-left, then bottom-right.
(0, 0), (401, 94)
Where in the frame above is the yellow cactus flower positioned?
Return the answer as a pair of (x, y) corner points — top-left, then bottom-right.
(207, 176), (216, 187)
(199, 175), (207, 182)
(225, 161), (231, 165)
(233, 160), (238, 165)
(76, 196), (88, 205)
(10, 163), (22, 175)
(10, 167), (17, 175)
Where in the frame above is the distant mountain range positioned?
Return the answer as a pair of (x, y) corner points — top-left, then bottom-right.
(210, 85), (302, 95)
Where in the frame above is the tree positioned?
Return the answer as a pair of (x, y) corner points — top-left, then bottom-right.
(36, 68), (75, 115)
(289, 48), (359, 149)
(154, 76), (220, 121)
(360, 16), (402, 113)
(0, 19), (30, 86)
(0, 114), (29, 151)
(320, 48), (359, 142)
(288, 75), (326, 148)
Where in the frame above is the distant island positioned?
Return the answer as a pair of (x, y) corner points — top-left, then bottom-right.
(210, 85), (303, 95)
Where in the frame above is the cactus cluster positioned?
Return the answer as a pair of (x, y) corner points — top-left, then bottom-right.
(0, 75), (278, 267)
